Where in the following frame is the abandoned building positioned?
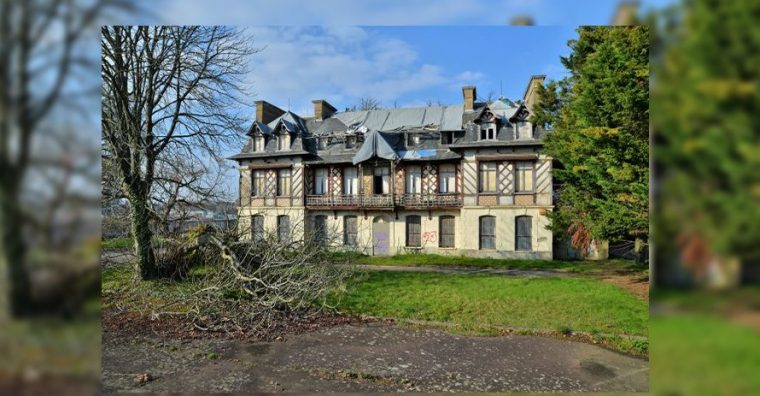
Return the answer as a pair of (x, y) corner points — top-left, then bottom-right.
(230, 75), (553, 258)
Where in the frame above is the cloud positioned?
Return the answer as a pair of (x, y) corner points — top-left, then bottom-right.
(244, 26), (480, 116)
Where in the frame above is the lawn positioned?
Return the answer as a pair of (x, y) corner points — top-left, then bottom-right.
(334, 271), (648, 337)
(336, 252), (646, 276)
(101, 237), (133, 250)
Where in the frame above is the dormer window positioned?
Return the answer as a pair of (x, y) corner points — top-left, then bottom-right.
(253, 135), (265, 152)
(517, 121), (533, 140)
(479, 123), (496, 141)
(317, 136), (327, 150)
(346, 135), (356, 149)
(407, 133), (420, 147)
(440, 131), (453, 145)
(278, 131), (290, 151)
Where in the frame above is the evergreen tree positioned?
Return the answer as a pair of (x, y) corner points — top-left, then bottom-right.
(533, 26), (649, 258)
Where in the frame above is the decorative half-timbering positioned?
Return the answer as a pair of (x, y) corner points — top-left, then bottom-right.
(422, 163), (438, 195)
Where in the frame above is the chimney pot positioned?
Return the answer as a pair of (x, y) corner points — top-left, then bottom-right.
(255, 100), (285, 124)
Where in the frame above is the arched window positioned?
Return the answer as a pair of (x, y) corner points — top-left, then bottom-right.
(406, 215), (421, 247)
(439, 216), (455, 248)
(515, 216), (532, 251)
(479, 215), (496, 250)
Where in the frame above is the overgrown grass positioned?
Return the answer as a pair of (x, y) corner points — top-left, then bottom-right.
(333, 271), (648, 337)
(334, 252), (646, 276)
(101, 237), (133, 250)
(102, 264), (210, 313)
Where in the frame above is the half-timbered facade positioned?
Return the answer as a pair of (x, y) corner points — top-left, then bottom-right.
(231, 76), (553, 258)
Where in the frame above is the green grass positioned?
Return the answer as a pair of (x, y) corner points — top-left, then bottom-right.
(335, 252), (646, 276)
(102, 264), (209, 312)
(334, 271), (648, 337)
(651, 313), (760, 395)
(101, 237), (133, 250)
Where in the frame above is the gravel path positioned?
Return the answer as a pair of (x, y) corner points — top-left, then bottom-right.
(103, 323), (647, 393)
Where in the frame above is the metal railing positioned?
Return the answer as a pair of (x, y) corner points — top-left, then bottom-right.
(305, 194), (360, 207)
(397, 193), (462, 208)
(305, 193), (461, 208)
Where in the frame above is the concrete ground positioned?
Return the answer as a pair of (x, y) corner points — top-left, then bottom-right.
(102, 323), (648, 393)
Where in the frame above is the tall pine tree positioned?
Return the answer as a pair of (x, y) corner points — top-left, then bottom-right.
(533, 26), (649, 259)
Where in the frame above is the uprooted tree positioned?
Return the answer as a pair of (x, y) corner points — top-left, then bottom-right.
(101, 26), (257, 279)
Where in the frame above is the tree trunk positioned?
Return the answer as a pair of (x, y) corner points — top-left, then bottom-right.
(128, 195), (158, 279)
(634, 237), (647, 264)
(0, 182), (32, 319)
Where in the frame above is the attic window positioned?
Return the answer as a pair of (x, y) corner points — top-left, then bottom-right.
(317, 136), (327, 150)
(440, 131), (453, 145)
(407, 133), (420, 147)
(253, 135), (265, 151)
(345, 135), (356, 148)
(479, 124), (496, 141)
(278, 132), (290, 151)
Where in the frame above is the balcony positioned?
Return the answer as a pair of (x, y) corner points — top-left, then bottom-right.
(305, 194), (360, 208)
(397, 193), (462, 208)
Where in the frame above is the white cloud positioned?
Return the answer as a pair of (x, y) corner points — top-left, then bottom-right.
(244, 26), (481, 116)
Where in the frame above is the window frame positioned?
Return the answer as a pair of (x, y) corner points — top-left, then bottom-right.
(343, 167), (358, 195)
(314, 168), (328, 195)
(405, 165), (422, 194)
(515, 215), (533, 251)
(405, 215), (422, 247)
(439, 215), (455, 248)
(438, 164), (456, 193)
(478, 162), (497, 193)
(277, 168), (292, 196)
(479, 215), (496, 250)
(252, 170), (266, 197)
(251, 214), (264, 242)
(343, 215), (357, 246)
(278, 131), (290, 151)
(515, 161), (535, 193)
(373, 166), (390, 195)
(277, 215), (290, 243)
(313, 215), (327, 245)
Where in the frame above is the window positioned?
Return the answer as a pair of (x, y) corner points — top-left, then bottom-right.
(252, 170), (265, 196)
(479, 216), (496, 250)
(407, 133), (420, 146)
(405, 165), (422, 194)
(277, 215), (290, 243)
(313, 215), (327, 245)
(478, 162), (497, 192)
(253, 135), (265, 151)
(314, 168), (328, 195)
(440, 131), (453, 145)
(345, 135), (356, 148)
(343, 216), (357, 246)
(343, 167), (358, 195)
(278, 132), (290, 151)
(277, 168), (291, 196)
(439, 216), (455, 248)
(373, 166), (390, 194)
(251, 215), (264, 242)
(317, 136), (327, 150)
(439, 164), (456, 193)
(515, 216), (532, 251)
(406, 215), (421, 247)
(515, 161), (534, 192)
(479, 124), (496, 141)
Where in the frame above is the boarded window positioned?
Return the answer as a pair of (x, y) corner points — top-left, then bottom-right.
(405, 165), (422, 194)
(479, 215), (496, 250)
(251, 215), (264, 242)
(515, 161), (534, 192)
(344, 216), (357, 246)
(439, 216), (455, 248)
(277, 168), (291, 196)
(313, 215), (327, 245)
(343, 167), (358, 195)
(440, 131), (453, 145)
(253, 170), (266, 196)
(277, 215), (290, 243)
(515, 216), (532, 251)
(406, 215), (421, 247)
(479, 162), (497, 192)
(439, 164), (456, 193)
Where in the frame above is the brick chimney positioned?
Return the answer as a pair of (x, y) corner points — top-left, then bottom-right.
(462, 86), (477, 111)
(312, 99), (337, 121)
(255, 100), (285, 124)
(522, 75), (545, 112)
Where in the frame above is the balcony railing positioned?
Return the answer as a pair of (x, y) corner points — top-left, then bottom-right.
(305, 194), (360, 207)
(397, 193), (462, 208)
(360, 194), (394, 208)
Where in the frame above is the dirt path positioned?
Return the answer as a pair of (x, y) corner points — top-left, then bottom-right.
(102, 323), (647, 393)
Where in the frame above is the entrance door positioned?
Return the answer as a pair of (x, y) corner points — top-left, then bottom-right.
(372, 216), (390, 256)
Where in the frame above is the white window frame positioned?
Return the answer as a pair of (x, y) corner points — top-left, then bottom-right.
(515, 161), (535, 193)
(405, 165), (422, 194)
(314, 168), (328, 195)
(478, 162), (497, 193)
(439, 164), (456, 193)
(343, 167), (358, 195)
(253, 135), (265, 152)
(479, 123), (496, 141)
(252, 170), (266, 197)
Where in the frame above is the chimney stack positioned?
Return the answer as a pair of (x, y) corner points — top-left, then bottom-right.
(255, 100), (285, 124)
(522, 75), (546, 112)
(462, 86), (477, 111)
(312, 99), (337, 121)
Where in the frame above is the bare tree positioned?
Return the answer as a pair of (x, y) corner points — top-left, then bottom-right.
(101, 26), (257, 279)
(0, 0), (114, 319)
(348, 96), (382, 111)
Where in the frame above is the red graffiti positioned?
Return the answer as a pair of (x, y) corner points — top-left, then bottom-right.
(422, 231), (437, 243)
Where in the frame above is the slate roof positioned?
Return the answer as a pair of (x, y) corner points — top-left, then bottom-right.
(232, 99), (544, 163)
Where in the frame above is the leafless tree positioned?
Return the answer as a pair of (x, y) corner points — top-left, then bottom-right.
(0, 0), (118, 320)
(101, 26), (257, 279)
(349, 96), (382, 111)
(425, 98), (443, 107)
